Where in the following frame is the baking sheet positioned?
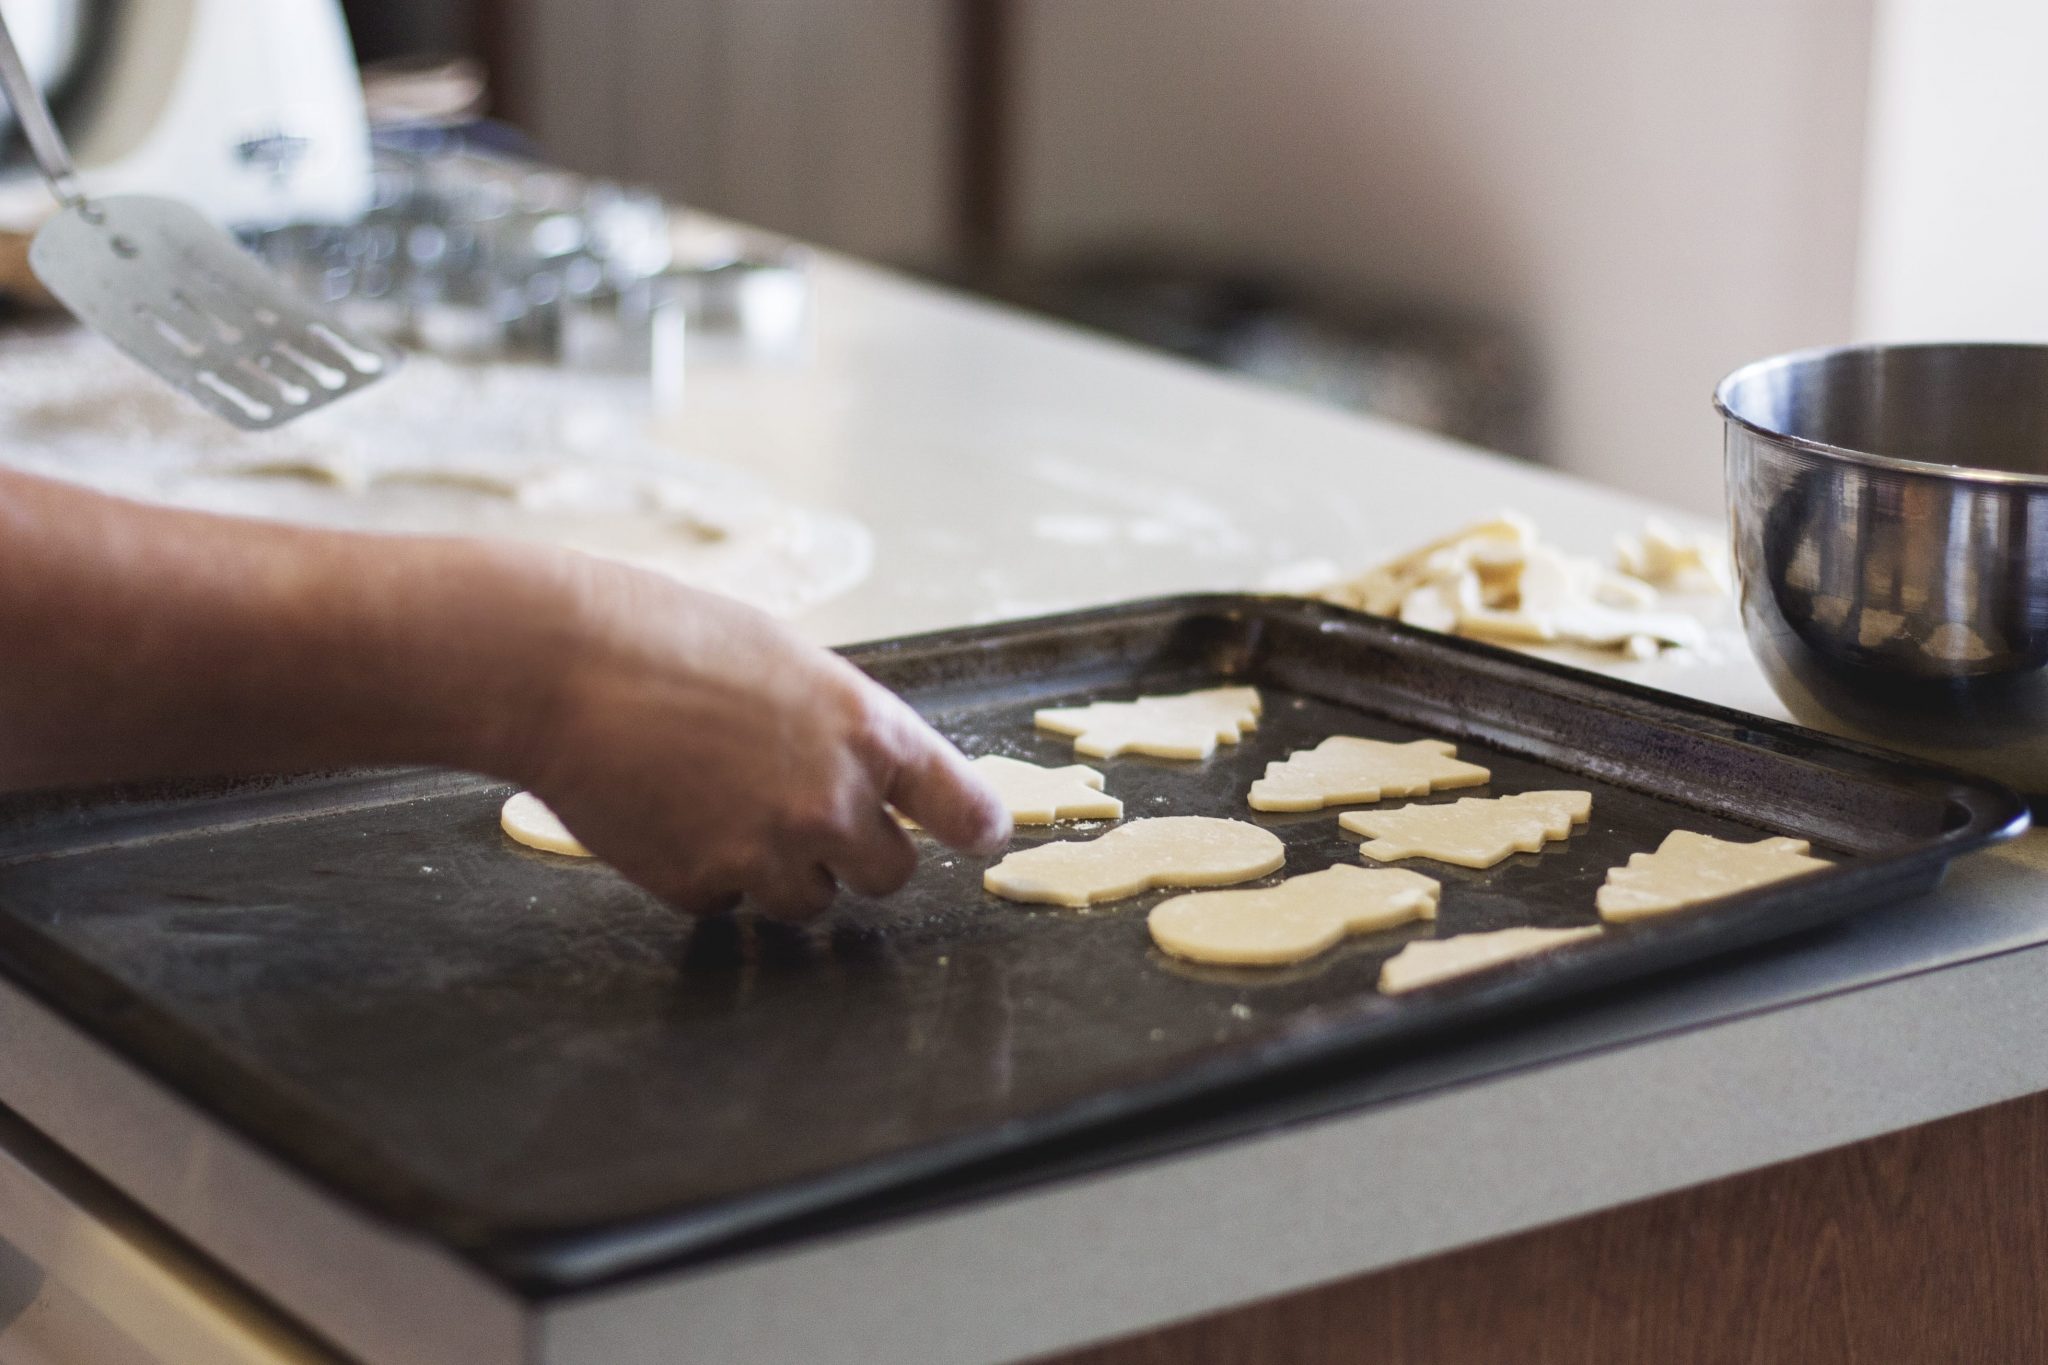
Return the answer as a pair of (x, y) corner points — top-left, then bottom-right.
(0, 596), (2022, 1292)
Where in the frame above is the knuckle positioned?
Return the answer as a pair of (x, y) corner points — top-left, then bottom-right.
(842, 683), (908, 763)
(838, 858), (908, 899)
(777, 795), (849, 846)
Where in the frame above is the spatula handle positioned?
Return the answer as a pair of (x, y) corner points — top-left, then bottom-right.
(0, 7), (81, 207)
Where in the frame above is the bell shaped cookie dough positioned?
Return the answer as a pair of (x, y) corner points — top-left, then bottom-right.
(1597, 830), (1828, 922)
(1379, 925), (1602, 994)
(1341, 791), (1592, 868)
(1034, 686), (1261, 760)
(984, 816), (1284, 907)
(1248, 736), (1490, 812)
(1148, 864), (1440, 966)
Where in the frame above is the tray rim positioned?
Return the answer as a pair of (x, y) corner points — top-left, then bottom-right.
(850, 592), (2033, 833)
(0, 593), (2027, 1294)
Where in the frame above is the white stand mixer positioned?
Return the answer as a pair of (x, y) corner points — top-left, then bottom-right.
(0, 0), (371, 231)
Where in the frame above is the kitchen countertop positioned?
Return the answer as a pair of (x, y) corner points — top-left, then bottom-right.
(3, 240), (2047, 1365)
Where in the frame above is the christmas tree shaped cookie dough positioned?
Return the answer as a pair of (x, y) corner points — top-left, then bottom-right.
(501, 791), (592, 857)
(1341, 790), (1592, 868)
(1247, 736), (1490, 812)
(1148, 865), (1441, 966)
(1379, 925), (1603, 994)
(1597, 830), (1828, 922)
(1034, 686), (1261, 760)
(984, 816), (1284, 907)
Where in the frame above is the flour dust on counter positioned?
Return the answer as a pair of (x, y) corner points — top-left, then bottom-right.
(0, 328), (871, 618)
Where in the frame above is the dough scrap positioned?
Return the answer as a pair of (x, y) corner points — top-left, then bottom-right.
(1148, 865), (1440, 966)
(501, 791), (592, 858)
(1597, 830), (1829, 922)
(1341, 790), (1592, 868)
(1322, 513), (1537, 617)
(1314, 512), (1712, 656)
(1034, 686), (1261, 760)
(905, 755), (1122, 827)
(1247, 736), (1490, 812)
(215, 454), (369, 490)
(1615, 517), (1731, 593)
(984, 816), (1285, 907)
(1379, 925), (1603, 994)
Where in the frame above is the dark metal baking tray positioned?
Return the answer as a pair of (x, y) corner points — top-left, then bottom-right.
(0, 595), (2024, 1293)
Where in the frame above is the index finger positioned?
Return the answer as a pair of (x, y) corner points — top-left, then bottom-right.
(882, 706), (1011, 855)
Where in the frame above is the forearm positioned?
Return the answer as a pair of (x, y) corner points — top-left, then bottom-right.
(0, 468), (567, 791)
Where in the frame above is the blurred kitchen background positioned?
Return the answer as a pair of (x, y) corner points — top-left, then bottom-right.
(24, 0), (2048, 514)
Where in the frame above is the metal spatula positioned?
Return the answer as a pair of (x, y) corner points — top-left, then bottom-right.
(0, 11), (398, 429)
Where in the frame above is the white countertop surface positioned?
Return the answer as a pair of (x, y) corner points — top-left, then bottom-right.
(3, 243), (2045, 1365)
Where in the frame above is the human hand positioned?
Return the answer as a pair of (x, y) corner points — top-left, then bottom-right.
(506, 557), (1010, 918)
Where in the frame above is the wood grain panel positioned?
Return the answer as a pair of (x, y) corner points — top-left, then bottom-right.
(502, 0), (954, 267)
(1052, 1089), (2048, 1364)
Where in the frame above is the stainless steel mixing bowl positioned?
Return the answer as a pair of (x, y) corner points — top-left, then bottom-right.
(1720, 342), (2048, 792)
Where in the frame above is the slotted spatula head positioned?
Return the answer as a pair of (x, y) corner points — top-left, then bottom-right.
(26, 196), (401, 430)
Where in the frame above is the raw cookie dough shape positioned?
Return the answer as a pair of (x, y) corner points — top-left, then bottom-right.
(984, 817), (1285, 908)
(1247, 736), (1491, 812)
(904, 755), (1123, 828)
(1314, 511), (1708, 656)
(501, 791), (592, 858)
(1615, 517), (1731, 593)
(1597, 830), (1829, 922)
(1379, 925), (1603, 994)
(1034, 686), (1261, 760)
(1148, 865), (1441, 966)
(1341, 791), (1592, 869)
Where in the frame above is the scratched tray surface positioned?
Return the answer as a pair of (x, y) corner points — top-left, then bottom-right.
(0, 596), (2022, 1290)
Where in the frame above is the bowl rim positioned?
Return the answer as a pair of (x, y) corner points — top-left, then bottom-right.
(1714, 340), (2048, 489)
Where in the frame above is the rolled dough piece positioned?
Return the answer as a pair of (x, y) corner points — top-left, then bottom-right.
(1247, 736), (1490, 812)
(1615, 517), (1731, 593)
(1315, 511), (1712, 657)
(1034, 686), (1261, 760)
(500, 791), (592, 858)
(1148, 865), (1440, 966)
(904, 755), (1122, 827)
(1379, 925), (1603, 994)
(216, 454), (368, 490)
(984, 816), (1285, 907)
(1341, 791), (1592, 868)
(1597, 830), (1828, 922)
